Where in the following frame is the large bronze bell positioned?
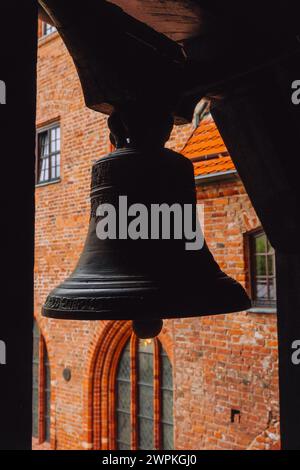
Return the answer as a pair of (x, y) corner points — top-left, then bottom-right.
(42, 109), (251, 338)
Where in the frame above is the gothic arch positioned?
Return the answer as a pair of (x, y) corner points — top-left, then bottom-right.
(33, 314), (53, 369)
(32, 315), (54, 448)
(85, 320), (174, 450)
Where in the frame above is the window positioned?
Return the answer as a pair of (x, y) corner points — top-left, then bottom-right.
(42, 22), (57, 37)
(32, 321), (51, 443)
(36, 124), (61, 184)
(249, 230), (276, 308)
(116, 336), (174, 450)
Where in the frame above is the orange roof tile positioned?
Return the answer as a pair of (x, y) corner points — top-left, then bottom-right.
(181, 117), (236, 178)
(193, 155), (235, 177)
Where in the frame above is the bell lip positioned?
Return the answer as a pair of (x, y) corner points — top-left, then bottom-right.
(42, 298), (252, 321)
(42, 271), (252, 321)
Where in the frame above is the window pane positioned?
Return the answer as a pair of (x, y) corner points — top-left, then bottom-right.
(139, 384), (154, 419)
(43, 22), (57, 36)
(268, 277), (276, 301)
(41, 132), (49, 155)
(32, 363), (39, 388)
(139, 339), (154, 354)
(118, 441), (131, 450)
(138, 339), (154, 450)
(162, 424), (174, 451)
(255, 255), (266, 276)
(252, 231), (276, 307)
(117, 342), (130, 380)
(162, 390), (173, 425)
(32, 388), (39, 439)
(162, 354), (173, 390)
(161, 349), (174, 450)
(32, 321), (40, 438)
(139, 352), (154, 385)
(139, 418), (154, 450)
(56, 153), (61, 178)
(256, 279), (268, 300)
(33, 321), (40, 361)
(37, 125), (60, 184)
(116, 341), (131, 450)
(38, 132), (49, 183)
(255, 233), (266, 253)
(268, 254), (275, 276)
(44, 347), (51, 442)
(117, 412), (131, 449)
(117, 381), (131, 411)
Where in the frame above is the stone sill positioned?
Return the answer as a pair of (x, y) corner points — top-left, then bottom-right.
(38, 31), (59, 47)
(247, 307), (277, 315)
(36, 178), (61, 189)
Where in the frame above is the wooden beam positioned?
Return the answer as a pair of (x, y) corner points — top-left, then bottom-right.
(38, 1), (300, 122)
(38, 4), (55, 26)
(38, 0), (184, 117)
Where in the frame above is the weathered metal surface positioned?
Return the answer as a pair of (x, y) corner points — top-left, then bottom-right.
(42, 144), (250, 329)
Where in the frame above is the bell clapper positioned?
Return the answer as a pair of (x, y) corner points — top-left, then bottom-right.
(132, 319), (163, 339)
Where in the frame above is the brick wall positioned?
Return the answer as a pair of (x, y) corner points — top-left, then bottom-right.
(34, 28), (279, 450)
(171, 180), (279, 450)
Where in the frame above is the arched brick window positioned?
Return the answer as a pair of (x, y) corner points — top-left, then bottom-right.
(91, 322), (174, 450)
(32, 321), (51, 443)
(115, 335), (174, 450)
